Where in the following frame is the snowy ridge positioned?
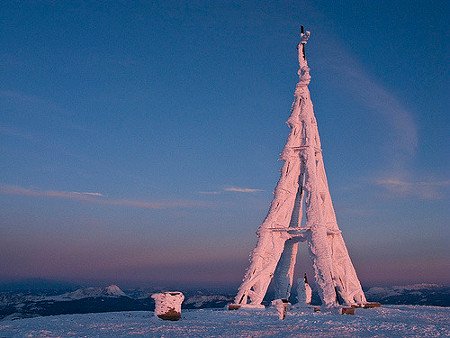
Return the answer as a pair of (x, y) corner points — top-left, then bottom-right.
(48, 284), (127, 301)
(184, 295), (231, 308)
(366, 284), (444, 297)
(365, 284), (449, 307)
(393, 283), (441, 291)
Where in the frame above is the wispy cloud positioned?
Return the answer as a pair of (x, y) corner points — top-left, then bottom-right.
(313, 30), (425, 197)
(71, 191), (104, 197)
(224, 186), (263, 193)
(0, 185), (208, 209)
(315, 36), (418, 169)
(376, 178), (450, 200)
(198, 191), (221, 195)
(198, 186), (263, 195)
(0, 185), (103, 200)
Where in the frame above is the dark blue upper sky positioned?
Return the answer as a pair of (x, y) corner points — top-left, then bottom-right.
(1, 1), (449, 287)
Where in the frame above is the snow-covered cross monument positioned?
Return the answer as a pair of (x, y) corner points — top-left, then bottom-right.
(231, 27), (373, 311)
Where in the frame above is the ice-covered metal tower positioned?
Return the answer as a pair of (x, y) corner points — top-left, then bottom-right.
(233, 28), (367, 309)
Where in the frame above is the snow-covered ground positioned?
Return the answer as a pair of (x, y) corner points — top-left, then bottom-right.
(1, 305), (449, 337)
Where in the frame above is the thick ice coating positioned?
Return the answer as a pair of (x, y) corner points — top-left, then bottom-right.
(234, 28), (367, 309)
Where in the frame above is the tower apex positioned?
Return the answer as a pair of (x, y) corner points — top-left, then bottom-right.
(300, 26), (310, 44)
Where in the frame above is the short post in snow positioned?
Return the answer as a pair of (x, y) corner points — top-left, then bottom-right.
(272, 298), (290, 320)
(151, 291), (185, 321)
(296, 273), (312, 307)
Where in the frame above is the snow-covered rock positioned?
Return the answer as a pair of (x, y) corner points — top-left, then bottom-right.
(152, 292), (184, 321)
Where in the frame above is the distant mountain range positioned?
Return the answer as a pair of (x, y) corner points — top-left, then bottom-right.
(0, 284), (234, 320)
(364, 283), (450, 307)
(0, 283), (448, 320)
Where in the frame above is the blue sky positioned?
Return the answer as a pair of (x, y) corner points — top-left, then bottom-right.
(1, 1), (449, 288)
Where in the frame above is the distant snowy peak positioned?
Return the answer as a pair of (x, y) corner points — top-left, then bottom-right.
(55, 285), (128, 300)
(105, 285), (126, 297)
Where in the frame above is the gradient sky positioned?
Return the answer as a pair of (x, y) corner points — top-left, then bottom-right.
(1, 1), (449, 289)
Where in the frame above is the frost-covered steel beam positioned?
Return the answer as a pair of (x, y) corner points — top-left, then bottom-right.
(234, 28), (366, 309)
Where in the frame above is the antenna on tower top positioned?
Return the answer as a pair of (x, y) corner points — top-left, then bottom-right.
(300, 25), (310, 60)
(300, 25), (310, 44)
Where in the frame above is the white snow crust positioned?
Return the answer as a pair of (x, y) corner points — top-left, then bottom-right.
(1, 305), (448, 337)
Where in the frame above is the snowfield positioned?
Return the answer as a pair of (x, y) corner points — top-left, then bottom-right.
(1, 305), (449, 337)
